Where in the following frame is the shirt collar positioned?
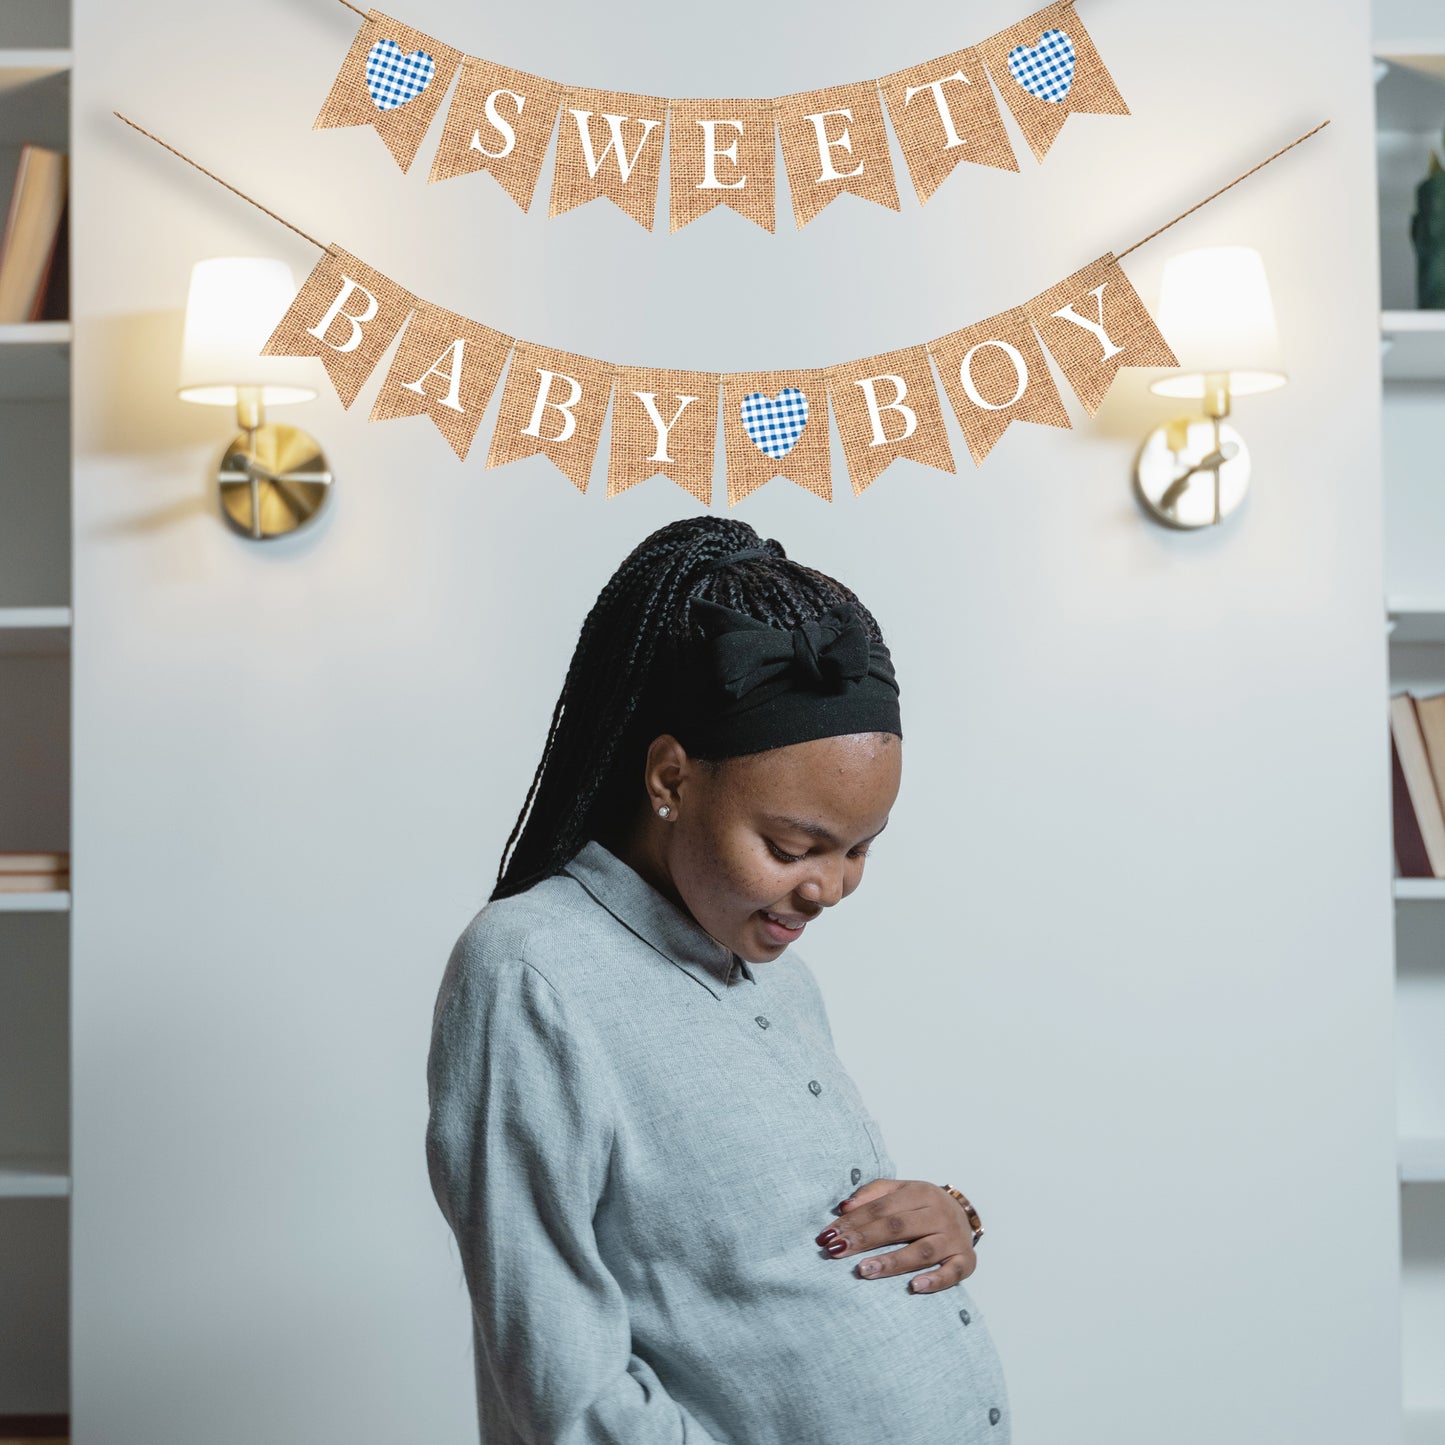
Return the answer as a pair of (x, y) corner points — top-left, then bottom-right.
(560, 838), (756, 997)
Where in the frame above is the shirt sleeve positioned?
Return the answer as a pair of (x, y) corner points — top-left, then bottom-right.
(425, 936), (728, 1445)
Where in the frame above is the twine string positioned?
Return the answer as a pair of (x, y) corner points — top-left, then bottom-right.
(112, 113), (326, 251)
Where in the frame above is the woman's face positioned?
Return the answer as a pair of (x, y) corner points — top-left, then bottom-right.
(649, 731), (901, 964)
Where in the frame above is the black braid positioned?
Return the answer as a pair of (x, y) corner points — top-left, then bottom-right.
(489, 516), (887, 901)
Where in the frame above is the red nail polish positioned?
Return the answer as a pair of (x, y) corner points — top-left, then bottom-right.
(825, 1239), (848, 1257)
(815, 1228), (838, 1246)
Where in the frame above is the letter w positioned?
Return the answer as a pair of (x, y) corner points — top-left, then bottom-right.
(568, 110), (661, 183)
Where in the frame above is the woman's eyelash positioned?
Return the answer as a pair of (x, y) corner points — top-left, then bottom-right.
(766, 840), (873, 864)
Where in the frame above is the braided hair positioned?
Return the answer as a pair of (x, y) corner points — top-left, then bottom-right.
(490, 516), (889, 901)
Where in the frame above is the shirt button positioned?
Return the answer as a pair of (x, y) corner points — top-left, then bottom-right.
(989, 1408), (1001, 1425)
(808, 1079), (822, 1095)
(958, 1309), (971, 1325)
(850, 1167), (862, 1185)
(755, 1015), (770, 1029)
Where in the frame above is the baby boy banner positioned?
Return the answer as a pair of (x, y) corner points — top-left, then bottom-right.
(317, 0), (1129, 231)
(260, 243), (1178, 506)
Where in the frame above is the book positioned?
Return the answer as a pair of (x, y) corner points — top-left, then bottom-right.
(1389, 693), (1445, 877)
(0, 852), (69, 873)
(0, 144), (68, 324)
(0, 874), (68, 893)
(1413, 692), (1445, 817)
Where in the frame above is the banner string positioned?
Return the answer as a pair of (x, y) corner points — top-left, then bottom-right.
(112, 110), (1329, 271)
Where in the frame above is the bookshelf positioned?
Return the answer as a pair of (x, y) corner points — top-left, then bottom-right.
(0, 2), (71, 1434)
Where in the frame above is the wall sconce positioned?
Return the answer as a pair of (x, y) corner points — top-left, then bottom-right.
(1134, 245), (1288, 530)
(177, 256), (332, 541)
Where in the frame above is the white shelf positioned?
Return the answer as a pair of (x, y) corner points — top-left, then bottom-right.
(0, 606), (71, 656)
(0, 892), (70, 912)
(1382, 312), (1445, 381)
(0, 323), (70, 401)
(1401, 1138), (1445, 1183)
(0, 50), (71, 83)
(1387, 601), (1445, 644)
(1396, 879), (1445, 901)
(0, 1158), (69, 1198)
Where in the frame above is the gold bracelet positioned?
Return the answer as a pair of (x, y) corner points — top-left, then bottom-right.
(939, 1183), (985, 1247)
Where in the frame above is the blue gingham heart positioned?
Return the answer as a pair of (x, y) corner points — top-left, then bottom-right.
(365, 38), (435, 111)
(741, 389), (809, 459)
(1007, 29), (1076, 103)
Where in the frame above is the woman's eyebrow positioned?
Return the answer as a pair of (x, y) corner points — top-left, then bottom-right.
(764, 815), (890, 844)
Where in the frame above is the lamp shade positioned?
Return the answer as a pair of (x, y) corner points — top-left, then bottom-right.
(1148, 245), (1287, 399)
(177, 257), (319, 406)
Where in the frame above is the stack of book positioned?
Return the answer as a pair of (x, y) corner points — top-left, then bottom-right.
(1390, 692), (1445, 877)
(0, 851), (69, 893)
(0, 143), (68, 323)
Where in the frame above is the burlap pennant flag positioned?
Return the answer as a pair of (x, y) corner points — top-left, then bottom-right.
(827, 347), (955, 495)
(368, 302), (512, 460)
(314, 10), (464, 173)
(879, 49), (1018, 204)
(1025, 252), (1179, 416)
(607, 369), (720, 504)
(486, 342), (615, 492)
(549, 89), (668, 229)
(775, 83), (901, 229)
(721, 371), (832, 506)
(668, 99), (776, 234)
(929, 307), (1072, 465)
(428, 58), (563, 210)
(261, 245), (416, 410)
(976, 1), (1129, 163)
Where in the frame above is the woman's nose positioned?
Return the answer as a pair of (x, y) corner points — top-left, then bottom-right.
(799, 859), (846, 908)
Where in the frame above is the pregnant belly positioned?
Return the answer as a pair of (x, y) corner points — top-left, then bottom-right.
(637, 1251), (1012, 1445)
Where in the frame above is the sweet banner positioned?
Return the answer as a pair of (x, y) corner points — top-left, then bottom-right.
(318, 1), (1126, 229)
(257, 240), (1178, 505)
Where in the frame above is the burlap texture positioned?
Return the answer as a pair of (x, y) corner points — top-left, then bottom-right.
(976, 1), (1129, 163)
(928, 306), (1071, 465)
(668, 99), (776, 234)
(1025, 252), (1179, 416)
(721, 371), (832, 506)
(775, 83), (900, 229)
(368, 301), (512, 460)
(826, 347), (955, 494)
(428, 57), (563, 210)
(261, 245), (416, 410)
(879, 49), (1018, 204)
(608, 369), (720, 504)
(486, 342), (615, 492)
(549, 89), (669, 229)
(314, 10), (464, 173)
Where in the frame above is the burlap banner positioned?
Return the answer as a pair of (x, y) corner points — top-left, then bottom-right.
(608, 369), (721, 503)
(827, 347), (956, 495)
(668, 99), (777, 234)
(368, 301), (511, 460)
(315, 9), (464, 173)
(260, 245), (416, 409)
(428, 58), (563, 211)
(975, 1), (1130, 163)
(261, 246), (1179, 504)
(485, 342), (616, 492)
(315, 0), (1129, 229)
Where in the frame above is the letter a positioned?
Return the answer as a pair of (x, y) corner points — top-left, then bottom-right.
(400, 338), (466, 414)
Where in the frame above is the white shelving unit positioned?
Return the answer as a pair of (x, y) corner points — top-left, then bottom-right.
(0, 8), (72, 1435)
(1377, 16), (1445, 1436)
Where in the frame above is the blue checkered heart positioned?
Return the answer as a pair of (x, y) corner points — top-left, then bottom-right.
(1007, 29), (1076, 104)
(741, 389), (810, 459)
(365, 38), (435, 112)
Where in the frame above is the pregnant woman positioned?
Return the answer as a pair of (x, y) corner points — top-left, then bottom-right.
(425, 516), (1010, 1443)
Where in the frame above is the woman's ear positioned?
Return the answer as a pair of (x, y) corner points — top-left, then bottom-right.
(642, 734), (692, 817)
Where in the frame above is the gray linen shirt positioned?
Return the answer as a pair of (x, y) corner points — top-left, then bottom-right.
(426, 837), (1011, 1444)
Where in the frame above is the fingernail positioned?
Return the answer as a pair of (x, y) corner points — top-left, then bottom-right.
(858, 1260), (880, 1277)
(825, 1238), (849, 1257)
(912, 1277), (932, 1291)
(815, 1228), (839, 1246)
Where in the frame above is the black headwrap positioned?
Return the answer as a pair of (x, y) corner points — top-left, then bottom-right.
(664, 550), (903, 759)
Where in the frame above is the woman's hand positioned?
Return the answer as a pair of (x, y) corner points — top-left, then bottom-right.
(813, 1178), (978, 1293)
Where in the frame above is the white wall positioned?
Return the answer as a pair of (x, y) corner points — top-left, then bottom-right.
(71, 1), (1397, 1442)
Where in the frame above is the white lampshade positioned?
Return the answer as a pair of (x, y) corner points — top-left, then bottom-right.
(177, 257), (319, 407)
(1148, 245), (1288, 400)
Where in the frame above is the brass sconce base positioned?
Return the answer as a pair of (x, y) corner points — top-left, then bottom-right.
(218, 422), (332, 541)
(1134, 417), (1250, 530)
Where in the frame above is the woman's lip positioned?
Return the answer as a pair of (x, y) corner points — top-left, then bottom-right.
(758, 910), (808, 942)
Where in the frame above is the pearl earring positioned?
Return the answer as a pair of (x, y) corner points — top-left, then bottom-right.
(657, 805), (672, 818)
